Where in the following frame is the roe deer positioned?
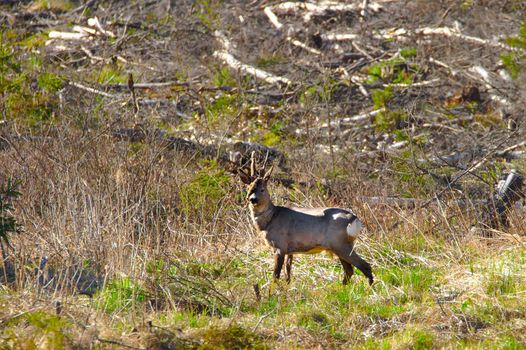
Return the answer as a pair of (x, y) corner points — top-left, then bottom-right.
(237, 156), (373, 285)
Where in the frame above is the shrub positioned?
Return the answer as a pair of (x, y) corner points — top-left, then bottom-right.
(179, 161), (231, 222)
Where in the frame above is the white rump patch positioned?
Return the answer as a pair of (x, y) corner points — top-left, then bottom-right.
(332, 212), (349, 220)
(347, 219), (363, 238)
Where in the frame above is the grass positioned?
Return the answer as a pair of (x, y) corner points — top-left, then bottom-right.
(0, 209), (525, 348)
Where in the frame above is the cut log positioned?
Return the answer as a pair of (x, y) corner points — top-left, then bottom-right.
(491, 169), (524, 228)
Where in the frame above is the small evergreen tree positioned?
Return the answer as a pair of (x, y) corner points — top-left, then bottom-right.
(0, 178), (21, 260)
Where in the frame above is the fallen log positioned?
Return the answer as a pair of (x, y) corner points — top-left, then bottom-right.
(491, 169), (524, 228)
(111, 128), (293, 186)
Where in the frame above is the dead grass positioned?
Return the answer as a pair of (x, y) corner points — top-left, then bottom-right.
(1, 137), (524, 348)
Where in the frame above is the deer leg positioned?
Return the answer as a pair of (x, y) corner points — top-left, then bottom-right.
(285, 255), (293, 283)
(339, 258), (354, 285)
(273, 253), (285, 280)
(334, 246), (373, 285)
(349, 250), (374, 285)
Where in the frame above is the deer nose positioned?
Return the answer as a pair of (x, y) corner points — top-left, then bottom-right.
(248, 193), (258, 204)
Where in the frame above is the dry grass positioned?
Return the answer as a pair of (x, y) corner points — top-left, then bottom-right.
(1, 131), (525, 349)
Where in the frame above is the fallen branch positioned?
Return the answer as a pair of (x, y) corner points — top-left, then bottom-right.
(468, 65), (510, 105)
(491, 169), (524, 228)
(213, 51), (291, 85)
(414, 26), (519, 52)
(87, 17), (116, 38)
(429, 57), (459, 77)
(48, 31), (89, 41)
(325, 26), (521, 53)
(263, 6), (283, 30)
(264, 6), (321, 55)
(213, 31), (291, 85)
(112, 128), (292, 179)
(104, 81), (186, 89)
(293, 108), (385, 137)
(362, 78), (441, 89)
(321, 108), (385, 129)
(495, 141), (526, 158)
(68, 81), (119, 98)
(288, 38), (321, 55)
(271, 1), (383, 22)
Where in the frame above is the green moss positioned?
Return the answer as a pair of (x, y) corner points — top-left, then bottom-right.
(367, 58), (415, 85)
(29, 0), (75, 12)
(0, 311), (72, 350)
(37, 72), (63, 92)
(400, 47), (417, 59)
(95, 64), (127, 84)
(19, 32), (49, 49)
(204, 93), (240, 127)
(197, 324), (268, 350)
(412, 329), (434, 350)
(212, 67), (237, 88)
(193, 0), (221, 31)
(501, 22), (526, 79)
(256, 53), (287, 68)
(260, 120), (286, 147)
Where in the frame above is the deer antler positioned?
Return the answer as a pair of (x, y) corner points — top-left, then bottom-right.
(250, 151), (256, 178)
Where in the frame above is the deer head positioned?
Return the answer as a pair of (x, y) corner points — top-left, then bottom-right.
(237, 152), (274, 212)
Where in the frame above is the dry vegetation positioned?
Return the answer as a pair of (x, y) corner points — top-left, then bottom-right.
(1, 0), (526, 349)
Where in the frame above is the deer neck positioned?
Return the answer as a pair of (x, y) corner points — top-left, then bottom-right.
(250, 202), (276, 231)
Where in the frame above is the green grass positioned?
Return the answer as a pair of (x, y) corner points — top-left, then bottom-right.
(0, 311), (72, 349)
(95, 276), (147, 313)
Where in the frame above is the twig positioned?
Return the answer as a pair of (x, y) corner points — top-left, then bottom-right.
(429, 57), (458, 76)
(252, 311), (273, 333)
(495, 141), (526, 157)
(64, 0), (96, 15)
(105, 81), (188, 89)
(87, 17), (116, 38)
(128, 73), (139, 115)
(264, 6), (321, 55)
(352, 41), (374, 60)
(320, 108), (385, 129)
(287, 37), (321, 55)
(360, 0), (369, 21)
(263, 6), (283, 30)
(213, 50), (291, 85)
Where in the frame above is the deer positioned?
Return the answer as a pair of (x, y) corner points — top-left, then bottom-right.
(237, 154), (374, 285)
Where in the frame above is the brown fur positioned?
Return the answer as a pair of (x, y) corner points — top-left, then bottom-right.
(245, 177), (373, 285)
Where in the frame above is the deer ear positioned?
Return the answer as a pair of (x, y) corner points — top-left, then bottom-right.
(263, 165), (274, 181)
(238, 169), (253, 185)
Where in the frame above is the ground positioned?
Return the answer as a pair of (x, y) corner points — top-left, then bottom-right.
(0, 0), (526, 349)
